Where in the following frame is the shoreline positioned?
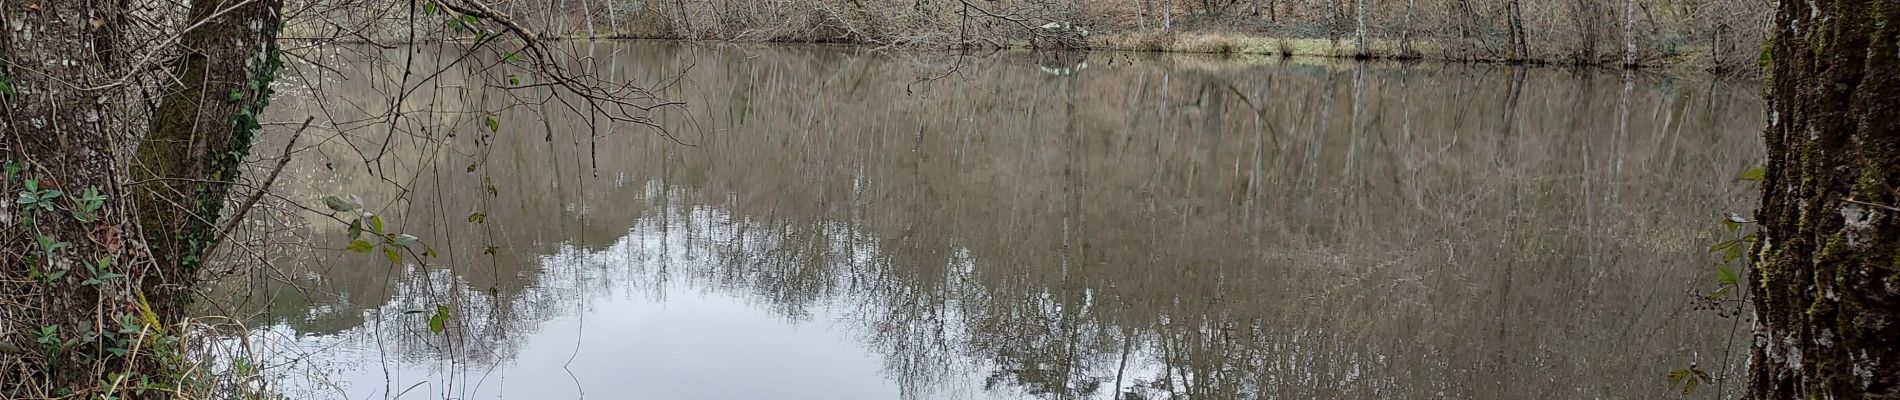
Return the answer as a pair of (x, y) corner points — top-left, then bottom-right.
(289, 32), (1758, 77)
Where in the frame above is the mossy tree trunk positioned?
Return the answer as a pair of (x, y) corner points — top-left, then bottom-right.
(133, 0), (286, 311)
(1746, 0), (1899, 398)
(2, 0), (283, 396)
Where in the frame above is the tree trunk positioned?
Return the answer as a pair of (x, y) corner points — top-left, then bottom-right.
(133, 0), (286, 312)
(1353, 0), (1367, 57)
(1326, 0), (1339, 42)
(1164, 0), (1174, 33)
(1506, 0), (1527, 61)
(1621, 0), (1635, 66)
(1, 0), (135, 391)
(1746, 0), (1900, 398)
(3, 0), (283, 396)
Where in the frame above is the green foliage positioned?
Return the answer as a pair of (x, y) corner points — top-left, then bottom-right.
(1666, 365), (1712, 395)
(467, 212), (486, 223)
(428, 305), (451, 334)
(327, 194), (428, 264)
(36, 234), (70, 257)
(71, 186), (105, 222)
(16, 178), (62, 212)
(1739, 166), (1766, 181)
(484, 114), (500, 132)
(35, 325), (59, 350)
(81, 257), (124, 287)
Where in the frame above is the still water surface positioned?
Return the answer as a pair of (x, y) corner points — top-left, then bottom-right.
(233, 42), (1764, 399)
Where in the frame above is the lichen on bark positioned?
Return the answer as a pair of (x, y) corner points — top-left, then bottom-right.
(1746, 0), (1900, 398)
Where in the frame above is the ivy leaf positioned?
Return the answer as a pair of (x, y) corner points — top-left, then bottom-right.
(384, 246), (402, 264)
(423, 1), (437, 14)
(323, 195), (356, 212)
(428, 305), (451, 334)
(347, 239), (373, 253)
(508, 75), (520, 86)
(348, 218), (364, 239)
(1739, 167), (1766, 181)
(468, 212), (486, 223)
(484, 114), (500, 132)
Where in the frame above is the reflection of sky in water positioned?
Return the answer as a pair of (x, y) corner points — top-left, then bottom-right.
(257, 204), (1091, 400)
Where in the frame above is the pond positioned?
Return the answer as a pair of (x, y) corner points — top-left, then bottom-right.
(227, 41), (1765, 399)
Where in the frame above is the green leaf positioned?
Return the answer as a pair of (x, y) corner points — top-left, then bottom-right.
(508, 75), (520, 86)
(503, 52), (520, 63)
(368, 214), (386, 234)
(393, 234), (420, 248)
(323, 195), (357, 212)
(1666, 369), (1687, 386)
(484, 114), (499, 132)
(384, 246), (402, 264)
(468, 212), (486, 223)
(1740, 167), (1766, 181)
(347, 239), (374, 253)
(428, 305), (451, 334)
(348, 218), (364, 239)
(424, 1), (437, 14)
(483, 245), (498, 255)
(1717, 265), (1739, 287)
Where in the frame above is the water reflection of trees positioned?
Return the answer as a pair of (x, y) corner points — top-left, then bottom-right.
(233, 42), (1763, 399)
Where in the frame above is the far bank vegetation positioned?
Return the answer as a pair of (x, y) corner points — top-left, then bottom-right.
(304, 0), (1768, 72)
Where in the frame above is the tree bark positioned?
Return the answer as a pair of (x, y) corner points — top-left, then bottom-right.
(1353, 0), (1367, 57)
(133, 0), (286, 312)
(1, 0), (134, 391)
(1746, 0), (1900, 398)
(3, 0), (281, 395)
(1506, 0), (1527, 61)
(1621, 0), (1635, 66)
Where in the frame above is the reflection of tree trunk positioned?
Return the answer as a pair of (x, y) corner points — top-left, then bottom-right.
(1487, 66), (1527, 399)
(1114, 329), (1132, 399)
(1746, 0), (1900, 397)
